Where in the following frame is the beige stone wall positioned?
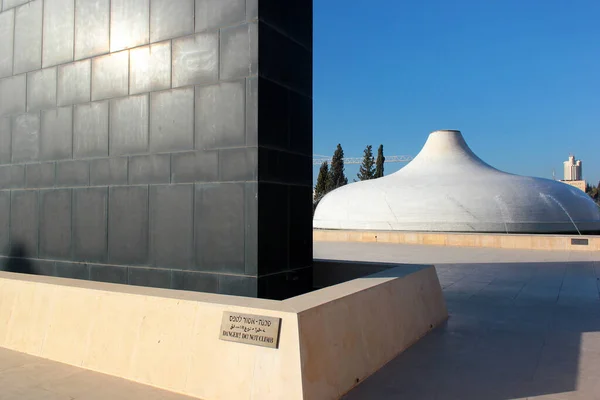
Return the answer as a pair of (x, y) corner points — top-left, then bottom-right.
(0, 264), (447, 400)
(288, 267), (447, 399)
(314, 230), (600, 252)
(0, 273), (303, 399)
(560, 180), (587, 192)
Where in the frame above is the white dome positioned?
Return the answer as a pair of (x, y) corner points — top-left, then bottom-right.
(314, 130), (600, 233)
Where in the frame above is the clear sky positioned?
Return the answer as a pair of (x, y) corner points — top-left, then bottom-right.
(313, 0), (600, 185)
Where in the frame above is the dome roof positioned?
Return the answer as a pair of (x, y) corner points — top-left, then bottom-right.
(314, 130), (600, 233)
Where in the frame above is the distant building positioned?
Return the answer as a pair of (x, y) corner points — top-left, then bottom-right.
(563, 155), (582, 181)
(560, 154), (586, 192)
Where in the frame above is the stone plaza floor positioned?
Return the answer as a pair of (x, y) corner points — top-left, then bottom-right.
(314, 242), (600, 400)
(0, 346), (197, 400)
(1, 242), (599, 399)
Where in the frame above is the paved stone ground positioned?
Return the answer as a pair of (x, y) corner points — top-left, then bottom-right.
(314, 242), (600, 400)
(0, 347), (197, 400)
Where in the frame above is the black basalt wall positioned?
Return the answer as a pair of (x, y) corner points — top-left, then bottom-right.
(0, 0), (313, 299)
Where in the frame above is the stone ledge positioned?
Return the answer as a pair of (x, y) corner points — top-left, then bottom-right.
(314, 229), (600, 252)
(0, 264), (446, 400)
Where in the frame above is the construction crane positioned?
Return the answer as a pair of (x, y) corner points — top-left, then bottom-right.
(312, 155), (413, 166)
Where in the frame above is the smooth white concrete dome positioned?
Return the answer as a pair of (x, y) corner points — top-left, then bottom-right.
(314, 130), (600, 233)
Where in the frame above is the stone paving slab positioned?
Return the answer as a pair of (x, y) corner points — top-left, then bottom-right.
(315, 242), (600, 400)
(0, 347), (198, 400)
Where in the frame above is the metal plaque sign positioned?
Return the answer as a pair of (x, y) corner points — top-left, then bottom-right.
(571, 238), (589, 246)
(219, 312), (281, 349)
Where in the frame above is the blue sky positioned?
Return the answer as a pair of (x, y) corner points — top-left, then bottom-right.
(313, 0), (600, 185)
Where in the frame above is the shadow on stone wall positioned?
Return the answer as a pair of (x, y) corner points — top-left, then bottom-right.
(2, 244), (36, 275)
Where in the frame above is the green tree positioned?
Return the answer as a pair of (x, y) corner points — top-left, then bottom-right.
(314, 161), (330, 201)
(375, 144), (385, 178)
(586, 183), (599, 201)
(591, 183), (599, 202)
(328, 144), (348, 189)
(357, 145), (375, 181)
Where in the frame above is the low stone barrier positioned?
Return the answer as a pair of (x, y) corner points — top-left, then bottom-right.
(0, 264), (447, 400)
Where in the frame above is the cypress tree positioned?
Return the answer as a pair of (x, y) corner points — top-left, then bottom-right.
(328, 144), (348, 189)
(357, 145), (375, 181)
(375, 144), (385, 178)
(314, 161), (330, 201)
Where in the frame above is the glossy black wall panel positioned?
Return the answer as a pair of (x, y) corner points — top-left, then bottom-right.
(4, 0), (29, 11)
(41, 107), (73, 161)
(39, 189), (72, 259)
(108, 186), (149, 265)
(34, 259), (57, 276)
(74, 0), (110, 60)
(89, 157), (128, 186)
(91, 51), (129, 101)
(73, 187), (107, 262)
(0, 116), (11, 164)
(0, 164), (25, 189)
(90, 264), (127, 284)
(130, 42), (171, 95)
(195, 81), (245, 149)
(0, 0), (313, 300)
(247, 0), (258, 20)
(171, 151), (218, 183)
(109, 94), (149, 156)
(258, 23), (312, 97)
(0, 9), (14, 78)
(128, 154), (170, 184)
(195, 183), (245, 274)
(26, 162), (55, 188)
(56, 160), (89, 187)
(219, 147), (257, 182)
(110, 0), (149, 52)
(149, 184), (194, 269)
(244, 181), (258, 276)
(11, 112), (40, 163)
(13, 0), (42, 74)
(259, 0), (312, 50)
(289, 92), (313, 156)
(220, 23), (258, 80)
(245, 77), (258, 146)
(0, 191), (10, 255)
(128, 266), (171, 289)
(195, 0), (245, 32)
(27, 68), (57, 112)
(73, 101), (109, 158)
(150, 87), (194, 153)
(58, 60), (91, 106)
(257, 78), (289, 150)
(0, 74), (26, 117)
(55, 262), (90, 280)
(171, 270), (218, 293)
(42, 0), (75, 68)
(10, 190), (38, 257)
(257, 182), (288, 275)
(172, 33), (218, 88)
(150, 0), (194, 43)
(218, 274), (257, 297)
